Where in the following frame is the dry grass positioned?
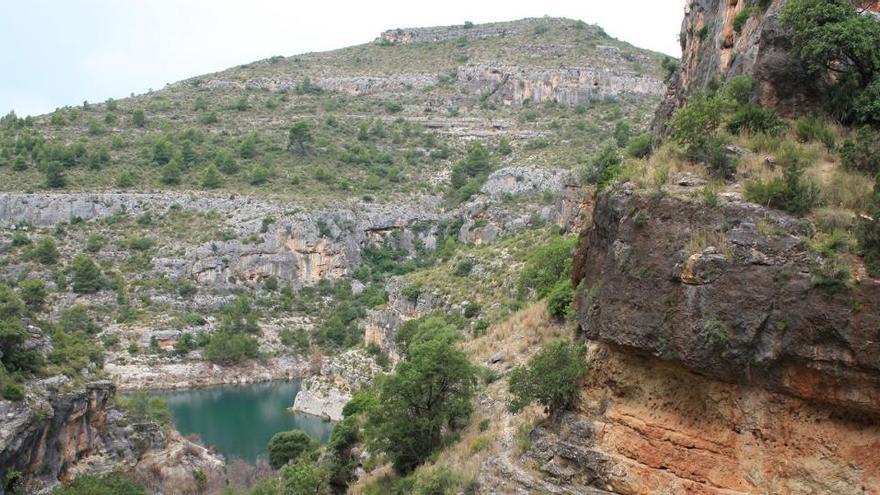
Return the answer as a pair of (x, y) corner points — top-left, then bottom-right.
(463, 302), (567, 365)
(687, 228), (733, 258)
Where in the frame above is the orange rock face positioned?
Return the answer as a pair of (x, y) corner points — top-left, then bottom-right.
(575, 345), (880, 494)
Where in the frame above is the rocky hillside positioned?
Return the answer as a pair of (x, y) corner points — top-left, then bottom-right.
(0, 17), (667, 493)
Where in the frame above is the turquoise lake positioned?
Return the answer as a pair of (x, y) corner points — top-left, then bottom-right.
(154, 381), (334, 462)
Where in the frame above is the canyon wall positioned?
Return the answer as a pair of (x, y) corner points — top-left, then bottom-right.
(517, 187), (880, 494)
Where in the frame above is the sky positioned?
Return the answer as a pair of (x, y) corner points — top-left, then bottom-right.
(0, 0), (684, 117)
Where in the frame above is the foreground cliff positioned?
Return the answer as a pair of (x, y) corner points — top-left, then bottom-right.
(509, 187), (880, 494)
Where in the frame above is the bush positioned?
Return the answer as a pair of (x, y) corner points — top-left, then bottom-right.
(508, 341), (588, 414)
(160, 160), (182, 185)
(581, 143), (622, 189)
(131, 109), (146, 128)
(840, 126), (880, 176)
(733, 7), (752, 33)
(44, 162), (66, 188)
(626, 134), (653, 159)
(114, 391), (171, 425)
(518, 236), (576, 298)
(450, 142), (492, 201)
(19, 279), (47, 310)
(54, 474), (145, 495)
(613, 121), (631, 147)
(3, 383), (25, 401)
(280, 457), (331, 495)
(794, 115), (836, 149)
(746, 146), (821, 214)
(201, 164), (223, 189)
(671, 91), (725, 148)
(267, 429), (318, 469)
(28, 238), (59, 265)
(287, 122), (313, 155)
(686, 137), (736, 179)
(545, 279), (574, 321)
(727, 105), (786, 135)
(71, 255), (104, 293)
(116, 171), (136, 188)
(204, 331), (259, 364)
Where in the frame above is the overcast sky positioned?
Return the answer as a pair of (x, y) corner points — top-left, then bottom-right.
(0, 0), (684, 117)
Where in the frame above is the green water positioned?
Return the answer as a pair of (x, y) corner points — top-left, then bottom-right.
(154, 381), (334, 462)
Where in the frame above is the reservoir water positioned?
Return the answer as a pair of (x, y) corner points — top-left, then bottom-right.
(154, 381), (334, 462)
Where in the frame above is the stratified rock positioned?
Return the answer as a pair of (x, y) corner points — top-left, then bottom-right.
(572, 187), (880, 415)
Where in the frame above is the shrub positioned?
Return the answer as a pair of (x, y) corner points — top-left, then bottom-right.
(794, 115), (836, 149)
(727, 105), (786, 135)
(215, 150), (239, 175)
(287, 122), (313, 155)
(28, 238), (59, 265)
(131, 109), (146, 128)
(453, 259), (474, 276)
(745, 146), (820, 214)
(159, 160), (182, 185)
(581, 143), (621, 189)
(545, 279), (574, 321)
(280, 457), (330, 495)
(733, 7), (752, 33)
(840, 126), (880, 176)
(250, 166), (270, 185)
(508, 341), (588, 414)
(626, 134), (653, 158)
(518, 236), (576, 298)
(53, 474), (145, 495)
(613, 121), (631, 147)
(44, 162), (66, 188)
(3, 383), (25, 401)
(71, 255), (104, 293)
(450, 142), (492, 201)
(116, 171), (136, 188)
(19, 279), (47, 310)
(203, 331), (259, 364)
(200, 164), (223, 189)
(267, 429), (318, 469)
(686, 137), (736, 179)
(114, 391), (171, 425)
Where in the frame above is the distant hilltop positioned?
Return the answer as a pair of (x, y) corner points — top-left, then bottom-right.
(378, 17), (605, 45)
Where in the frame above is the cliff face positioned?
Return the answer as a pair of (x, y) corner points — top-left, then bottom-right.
(0, 382), (116, 492)
(0, 381), (225, 494)
(573, 188), (880, 415)
(653, 0), (817, 136)
(545, 188), (880, 493)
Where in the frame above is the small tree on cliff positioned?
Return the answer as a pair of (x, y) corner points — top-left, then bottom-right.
(508, 341), (588, 415)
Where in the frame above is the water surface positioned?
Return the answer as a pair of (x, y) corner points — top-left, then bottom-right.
(154, 381), (334, 462)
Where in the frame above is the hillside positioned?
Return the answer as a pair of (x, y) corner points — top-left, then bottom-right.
(0, 17), (666, 204)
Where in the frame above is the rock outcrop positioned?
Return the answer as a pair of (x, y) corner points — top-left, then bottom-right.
(520, 186), (880, 493)
(0, 381), (225, 494)
(573, 187), (880, 415)
(291, 350), (381, 421)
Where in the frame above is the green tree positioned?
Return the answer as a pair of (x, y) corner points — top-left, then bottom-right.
(44, 161), (66, 188)
(781, 0), (880, 124)
(613, 121), (631, 147)
(518, 236), (576, 298)
(201, 164), (223, 189)
(267, 429), (318, 469)
(160, 159), (182, 185)
(131, 109), (146, 128)
(288, 122), (313, 155)
(19, 279), (47, 311)
(219, 295), (260, 334)
(71, 254), (104, 293)
(215, 149), (239, 175)
(367, 338), (477, 473)
(280, 458), (331, 495)
(626, 134), (653, 159)
(508, 341), (588, 414)
(28, 238), (59, 265)
(581, 142), (622, 188)
(203, 331), (259, 364)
